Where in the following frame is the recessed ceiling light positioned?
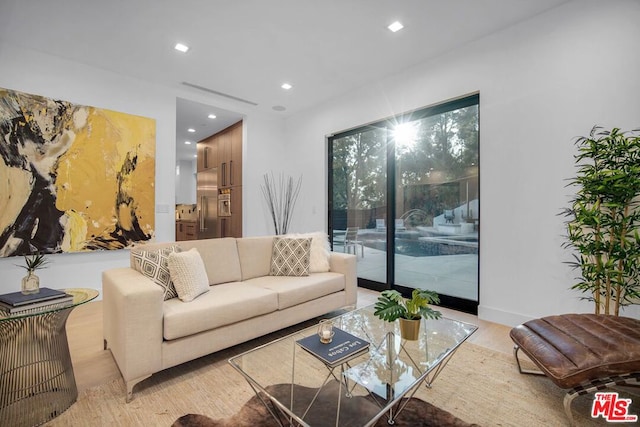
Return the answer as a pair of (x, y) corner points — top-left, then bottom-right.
(281, 83), (293, 90)
(184, 141), (192, 145)
(187, 128), (196, 133)
(207, 114), (217, 119)
(388, 21), (404, 32)
(174, 43), (190, 53)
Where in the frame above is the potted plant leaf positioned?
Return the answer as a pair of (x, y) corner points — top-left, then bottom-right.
(373, 289), (442, 340)
(562, 126), (640, 315)
(17, 253), (50, 295)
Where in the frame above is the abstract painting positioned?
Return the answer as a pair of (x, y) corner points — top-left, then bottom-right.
(0, 87), (155, 257)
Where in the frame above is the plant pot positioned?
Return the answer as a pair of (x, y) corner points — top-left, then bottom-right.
(399, 317), (421, 340)
(21, 272), (40, 295)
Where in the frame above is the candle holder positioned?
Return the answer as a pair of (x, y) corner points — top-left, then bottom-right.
(317, 319), (335, 344)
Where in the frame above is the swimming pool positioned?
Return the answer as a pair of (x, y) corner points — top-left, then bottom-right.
(365, 238), (478, 257)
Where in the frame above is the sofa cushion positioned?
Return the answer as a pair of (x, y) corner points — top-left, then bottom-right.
(176, 238), (242, 285)
(270, 237), (312, 276)
(138, 239), (242, 285)
(236, 236), (274, 281)
(131, 245), (181, 300)
(168, 248), (209, 302)
(162, 282), (279, 340)
(244, 272), (345, 310)
(286, 232), (331, 273)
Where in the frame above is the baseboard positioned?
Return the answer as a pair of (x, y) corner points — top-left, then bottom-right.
(478, 305), (533, 327)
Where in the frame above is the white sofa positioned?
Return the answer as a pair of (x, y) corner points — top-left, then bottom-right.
(102, 235), (357, 402)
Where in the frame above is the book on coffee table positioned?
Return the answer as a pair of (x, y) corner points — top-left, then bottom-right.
(296, 328), (370, 367)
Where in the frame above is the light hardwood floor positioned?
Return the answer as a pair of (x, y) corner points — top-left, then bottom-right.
(66, 288), (515, 394)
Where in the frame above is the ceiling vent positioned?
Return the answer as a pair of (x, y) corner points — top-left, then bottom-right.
(181, 82), (258, 106)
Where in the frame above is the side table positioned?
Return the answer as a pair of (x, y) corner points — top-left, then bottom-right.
(0, 288), (99, 427)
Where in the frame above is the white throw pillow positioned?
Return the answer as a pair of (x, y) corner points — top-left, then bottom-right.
(287, 231), (331, 273)
(131, 245), (181, 300)
(270, 237), (312, 276)
(168, 248), (210, 302)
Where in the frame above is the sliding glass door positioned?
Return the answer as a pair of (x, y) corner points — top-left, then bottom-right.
(329, 126), (388, 285)
(329, 94), (479, 313)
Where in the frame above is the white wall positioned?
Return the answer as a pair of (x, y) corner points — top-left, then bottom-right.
(284, 0), (640, 325)
(243, 114), (288, 236)
(176, 160), (197, 204)
(0, 42), (285, 297)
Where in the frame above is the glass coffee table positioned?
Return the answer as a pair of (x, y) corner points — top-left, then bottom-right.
(229, 304), (477, 427)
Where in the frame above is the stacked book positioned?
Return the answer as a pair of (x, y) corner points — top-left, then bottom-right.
(0, 287), (73, 315)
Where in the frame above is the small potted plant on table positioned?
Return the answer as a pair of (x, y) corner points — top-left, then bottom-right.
(18, 253), (50, 295)
(373, 289), (442, 340)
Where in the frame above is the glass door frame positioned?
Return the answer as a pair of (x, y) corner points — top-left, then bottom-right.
(328, 93), (480, 314)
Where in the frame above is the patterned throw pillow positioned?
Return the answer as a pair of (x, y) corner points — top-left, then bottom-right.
(168, 248), (210, 302)
(270, 237), (312, 276)
(131, 246), (181, 300)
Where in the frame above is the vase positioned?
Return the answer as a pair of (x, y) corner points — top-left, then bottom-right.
(399, 317), (421, 340)
(21, 272), (40, 295)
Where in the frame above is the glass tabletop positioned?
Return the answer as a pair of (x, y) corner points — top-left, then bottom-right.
(0, 288), (99, 321)
(229, 304), (477, 426)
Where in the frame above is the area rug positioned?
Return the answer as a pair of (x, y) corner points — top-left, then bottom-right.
(45, 332), (640, 427)
(172, 382), (479, 427)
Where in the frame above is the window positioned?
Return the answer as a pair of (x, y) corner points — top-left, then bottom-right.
(329, 94), (479, 313)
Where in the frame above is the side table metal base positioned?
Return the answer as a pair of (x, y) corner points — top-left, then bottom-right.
(0, 308), (77, 427)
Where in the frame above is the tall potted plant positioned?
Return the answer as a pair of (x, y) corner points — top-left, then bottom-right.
(562, 126), (640, 315)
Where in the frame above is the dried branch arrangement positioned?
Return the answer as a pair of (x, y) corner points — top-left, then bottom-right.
(261, 172), (302, 235)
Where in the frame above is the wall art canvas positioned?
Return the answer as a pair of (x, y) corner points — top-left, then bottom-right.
(0, 87), (156, 257)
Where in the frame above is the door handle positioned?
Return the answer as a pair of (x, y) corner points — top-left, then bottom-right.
(199, 196), (205, 231)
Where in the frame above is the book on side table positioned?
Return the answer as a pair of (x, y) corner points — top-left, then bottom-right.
(0, 287), (73, 314)
(296, 328), (370, 367)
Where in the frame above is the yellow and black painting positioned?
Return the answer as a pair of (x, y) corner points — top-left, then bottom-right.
(0, 87), (155, 257)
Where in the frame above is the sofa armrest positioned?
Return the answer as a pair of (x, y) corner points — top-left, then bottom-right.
(329, 252), (357, 306)
(102, 268), (164, 389)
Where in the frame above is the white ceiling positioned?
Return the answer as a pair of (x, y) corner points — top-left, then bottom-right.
(0, 0), (571, 161)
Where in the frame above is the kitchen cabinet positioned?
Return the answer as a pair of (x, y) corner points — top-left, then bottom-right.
(196, 142), (205, 172)
(230, 122), (242, 187)
(197, 134), (218, 172)
(216, 121), (242, 238)
(230, 186), (242, 237)
(218, 121), (242, 188)
(176, 220), (198, 241)
(218, 187), (242, 238)
(195, 120), (242, 239)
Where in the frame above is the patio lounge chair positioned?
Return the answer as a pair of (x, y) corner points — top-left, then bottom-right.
(395, 218), (406, 231)
(344, 227), (364, 258)
(375, 219), (386, 232)
(444, 210), (455, 223)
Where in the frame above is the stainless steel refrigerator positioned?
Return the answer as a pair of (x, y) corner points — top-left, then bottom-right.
(196, 168), (218, 239)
